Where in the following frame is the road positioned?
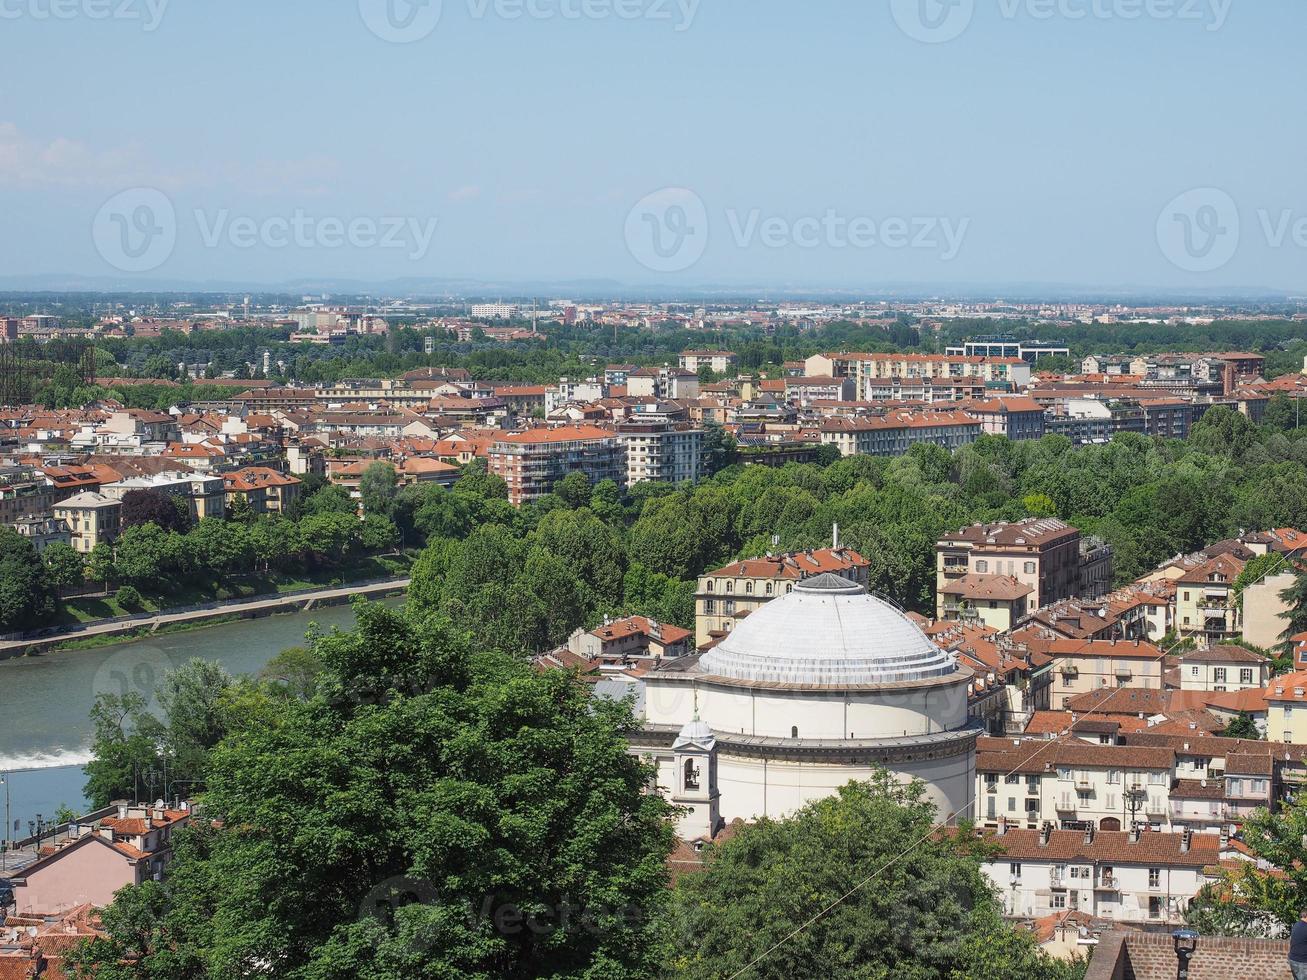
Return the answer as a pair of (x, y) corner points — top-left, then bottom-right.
(0, 578), (410, 656)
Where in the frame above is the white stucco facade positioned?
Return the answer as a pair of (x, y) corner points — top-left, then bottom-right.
(630, 575), (980, 836)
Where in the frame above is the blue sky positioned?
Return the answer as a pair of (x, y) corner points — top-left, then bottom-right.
(2, 0), (1303, 293)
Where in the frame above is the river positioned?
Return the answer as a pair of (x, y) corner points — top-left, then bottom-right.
(0, 601), (391, 837)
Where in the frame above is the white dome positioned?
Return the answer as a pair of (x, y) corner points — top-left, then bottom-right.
(698, 573), (957, 686)
(673, 718), (715, 747)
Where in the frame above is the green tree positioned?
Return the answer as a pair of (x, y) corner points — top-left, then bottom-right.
(0, 527), (56, 631)
(669, 775), (1080, 980)
(554, 470), (593, 509)
(43, 541), (85, 596)
(1219, 711), (1261, 740)
(86, 542), (117, 589)
(359, 461), (400, 518)
(71, 602), (675, 979)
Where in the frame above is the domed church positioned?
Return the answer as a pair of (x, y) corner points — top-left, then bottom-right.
(631, 573), (979, 840)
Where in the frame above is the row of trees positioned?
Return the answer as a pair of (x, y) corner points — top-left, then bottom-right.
(70, 601), (1083, 979)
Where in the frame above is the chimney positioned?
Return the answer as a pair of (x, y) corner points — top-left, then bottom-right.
(1039, 821), (1052, 847)
(1083, 825), (1095, 846)
(1181, 828), (1192, 853)
(997, 816), (1008, 836)
(1220, 826), (1230, 847)
(1129, 824), (1141, 844)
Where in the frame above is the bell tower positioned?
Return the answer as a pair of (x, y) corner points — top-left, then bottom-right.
(671, 718), (720, 840)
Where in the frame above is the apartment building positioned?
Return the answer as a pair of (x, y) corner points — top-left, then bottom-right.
(626, 366), (699, 401)
(937, 573), (1035, 631)
(678, 350), (737, 374)
(819, 410), (982, 458)
(100, 472), (226, 521)
(1033, 640), (1164, 707)
(936, 518), (1091, 612)
(783, 376), (856, 404)
(805, 351), (1032, 392)
(980, 823), (1221, 926)
(488, 425), (625, 506)
(615, 417), (703, 486)
(10, 515), (72, 553)
(977, 737), (1177, 832)
(0, 465), (56, 523)
(223, 467), (303, 515)
(1174, 553), (1245, 646)
(1265, 671), (1307, 743)
(1178, 646), (1271, 693)
(562, 615), (693, 662)
(52, 492), (122, 554)
(694, 546), (869, 647)
(956, 397), (1047, 441)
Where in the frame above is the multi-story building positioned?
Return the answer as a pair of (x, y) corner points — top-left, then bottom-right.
(0, 465), (56, 523)
(488, 425), (625, 506)
(1265, 671), (1307, 743)
(53, 492), (122, 554)
(678, 350), (738, 374)
(980, 823), (1222, 926)
(223, 467), (303, 515)
(100, 472), (226, 521)
(937, 574), (1035, 631)
(1031, 640), (1165, 707)
(956, 397), (1046, 441)
(1178, 646), (1271, 693)
(9, 515), (72, 553)
(470, 303), (519, 319)
(819, 410), (982, 457)
(694, 546), (870, 647)
(945, 336), (1072, 362)
(616, 417), (703, 486)
(936, 518), (1093, 612)
(1173, 553), (1245, 646)
(976, 737), (1177, 832)
(783, 376), (856, 404)
(626, 366), (699, 401)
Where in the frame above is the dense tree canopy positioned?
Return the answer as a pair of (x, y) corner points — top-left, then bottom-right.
(70, 602), (676, 979)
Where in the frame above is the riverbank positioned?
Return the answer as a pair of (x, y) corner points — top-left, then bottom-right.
(1, 577), (410, 658)
(0, 599), (396, 832)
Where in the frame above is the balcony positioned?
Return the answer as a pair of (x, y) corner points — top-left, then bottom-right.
(1054, 798), (1077, 812)
(1094, 874), (1118, 891)
(1115, 667), (1133, 680)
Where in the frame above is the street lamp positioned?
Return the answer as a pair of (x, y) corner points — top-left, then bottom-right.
(0, 773), (9, 872)
(1172, 929), (1199, 980)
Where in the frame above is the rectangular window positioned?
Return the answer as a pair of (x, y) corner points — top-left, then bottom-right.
(1010, 862), (1021, 879)
(1214, 668), (1227, 683)
(1107, 770), (1120, 784)
(976, 560), (989, 573)
(1241, 668), (1253, 684)
(1008, 798), (1017, 812)
(1051, 894), (1066, 909)
(1148, 868), (1161, 889)
(1006, 773), (1020, 784)
(1148, 771), (1165, 785)
(1057, 766), (1072, 781)
(1025, 561), (1036, 574)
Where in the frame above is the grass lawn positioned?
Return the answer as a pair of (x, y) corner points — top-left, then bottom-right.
(56, 553), (413, 626)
